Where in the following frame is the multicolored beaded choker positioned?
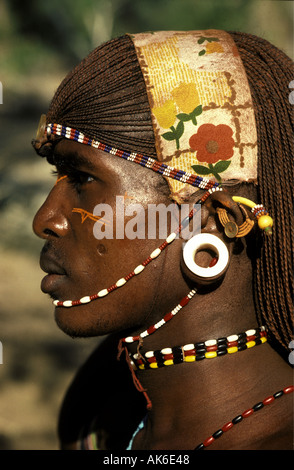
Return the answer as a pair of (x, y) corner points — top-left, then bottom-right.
(129, 326), (267, 370)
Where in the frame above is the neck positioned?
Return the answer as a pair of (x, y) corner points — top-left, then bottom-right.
(128, 339), (291, 449)
(121, 252), (292, 449)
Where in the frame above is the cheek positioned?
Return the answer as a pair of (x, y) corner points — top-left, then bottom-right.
(56, 199), (168, 336)
(97, 243), (107, 255)
(55, 237), (163, 337)
(62, 214), (160, 305)
(68, 202), (151, 290)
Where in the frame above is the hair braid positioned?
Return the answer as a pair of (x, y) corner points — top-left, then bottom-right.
(46, 35), (157, 157)
(230, 31), (294, 354)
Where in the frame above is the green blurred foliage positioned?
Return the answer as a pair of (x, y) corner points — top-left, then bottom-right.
(2, 0), (293, 77)
(0, 0), (292, 451)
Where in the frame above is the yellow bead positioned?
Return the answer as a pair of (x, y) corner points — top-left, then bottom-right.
(150, 362), (158, 369)
(138, 364), (145, 370)
(227, 346), (238, 354)
(184, 355), (196, 362)
(258, 215), (273, 230)
(261, 337), (267, 344)
(164, 359), (174, 366)
(205, 351), (217, 359)
(246, 340), (256, 348)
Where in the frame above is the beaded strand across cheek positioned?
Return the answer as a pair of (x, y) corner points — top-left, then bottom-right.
(52, 206), (200, 308)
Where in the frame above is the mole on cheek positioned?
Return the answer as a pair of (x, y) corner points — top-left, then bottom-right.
(97, 244), (107, 255)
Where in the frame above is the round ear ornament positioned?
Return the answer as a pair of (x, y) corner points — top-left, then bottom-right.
(182, 233), (229, 284)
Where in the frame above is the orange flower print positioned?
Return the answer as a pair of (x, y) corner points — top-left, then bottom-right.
(190, 124), (234, 181)
(190, 124), (234, 163)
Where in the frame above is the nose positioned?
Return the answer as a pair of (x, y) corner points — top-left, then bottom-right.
(33, 185), (70, 240)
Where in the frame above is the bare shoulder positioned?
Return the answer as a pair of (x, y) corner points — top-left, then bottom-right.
(58, 333), (146, 449)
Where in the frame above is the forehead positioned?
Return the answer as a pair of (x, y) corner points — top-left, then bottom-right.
(52, 139), (115, 172)
(51, 139), (140, 187)
(51, 138), (169, 197)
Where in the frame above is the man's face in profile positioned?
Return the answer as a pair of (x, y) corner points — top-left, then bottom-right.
(33, 139), (173, 339)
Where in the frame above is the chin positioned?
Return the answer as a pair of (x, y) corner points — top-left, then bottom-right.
(53, 304), (116, 339)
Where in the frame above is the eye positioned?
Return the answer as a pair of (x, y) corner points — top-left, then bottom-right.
(51, 168), (95, 192)
(67, 170), (95, 191)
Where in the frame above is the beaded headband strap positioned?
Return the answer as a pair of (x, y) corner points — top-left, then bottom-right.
(44, 121), (273, 233)
(45, 121), (219, 192)
(41, 121), (273, 240)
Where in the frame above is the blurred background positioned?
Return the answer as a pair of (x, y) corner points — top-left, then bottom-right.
(0, 0), (293, 450)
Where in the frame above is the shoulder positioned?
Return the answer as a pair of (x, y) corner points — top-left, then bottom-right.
(58, 333), (146, 450)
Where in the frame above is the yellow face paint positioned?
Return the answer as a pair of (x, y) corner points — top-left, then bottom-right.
(55, 175), (68, 185)
(72, 208), (110, 226)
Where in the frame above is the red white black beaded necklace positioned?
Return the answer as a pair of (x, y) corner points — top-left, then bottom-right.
(126, 385), (294, 450)
(194, 386), (294, 450)
(129, 326), (268, 370)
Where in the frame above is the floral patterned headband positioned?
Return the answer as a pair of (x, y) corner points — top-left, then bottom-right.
(130, 30), (258, 203)
(35, 30), (258, 205)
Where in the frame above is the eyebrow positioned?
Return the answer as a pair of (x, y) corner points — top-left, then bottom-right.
(51, 150), (97, 172)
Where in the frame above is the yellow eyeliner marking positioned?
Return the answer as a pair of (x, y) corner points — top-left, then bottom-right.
(55, 175), (68, 185)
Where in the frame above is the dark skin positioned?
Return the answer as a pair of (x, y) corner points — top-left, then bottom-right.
(33, 139), (293, 450)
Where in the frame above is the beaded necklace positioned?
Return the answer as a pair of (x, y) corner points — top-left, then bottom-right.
(52, 207), (199, 308)
(129, 326), (267, 370)
(194, 386), (294, 450)
(126, 386), (294, 450)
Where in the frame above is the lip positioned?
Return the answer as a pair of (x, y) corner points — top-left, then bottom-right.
(41, 273), (67, 294)
(40, 254), (67, 294)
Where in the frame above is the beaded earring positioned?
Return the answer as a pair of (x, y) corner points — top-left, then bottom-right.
(216, 205), (254, 239)
(232, 196), (273, 235)
(181, 233), (229, 284)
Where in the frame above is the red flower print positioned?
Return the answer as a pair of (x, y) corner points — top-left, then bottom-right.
(189, 124), (234, 164)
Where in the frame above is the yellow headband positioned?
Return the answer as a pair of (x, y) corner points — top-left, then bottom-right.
(130, 30), (258, 203)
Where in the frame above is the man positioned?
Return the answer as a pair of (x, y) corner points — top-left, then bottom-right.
(32, 30), (293, 450)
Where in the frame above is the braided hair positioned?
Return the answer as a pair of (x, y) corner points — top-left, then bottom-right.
(46, 35), (157, 157)
(45, 32), (294, 356)
(230, 32), (294, 357)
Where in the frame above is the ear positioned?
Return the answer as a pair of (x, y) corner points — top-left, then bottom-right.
(202, 189), (255, 240)
(179, 190), (253, 288)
